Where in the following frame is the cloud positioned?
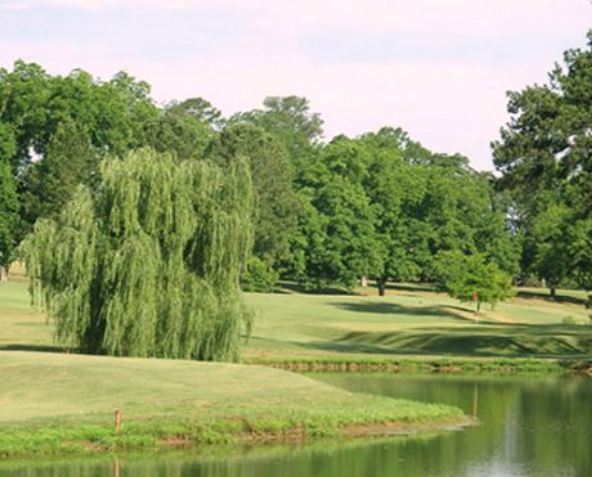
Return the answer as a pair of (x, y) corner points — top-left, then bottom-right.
(1, 0), (591, 170)
(15, 0), (199, 9)
(0, 1), (32, 10)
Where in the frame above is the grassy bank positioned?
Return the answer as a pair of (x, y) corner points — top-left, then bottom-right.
(1, 273), (590, 459)
(243, 284), (592, 363)
(0, 351), (466, 458)
(2, 279), (591, 373)
(245, 355), (571, 375)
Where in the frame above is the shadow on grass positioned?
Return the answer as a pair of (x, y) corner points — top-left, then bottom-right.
(295, 323), (592, 358)
(329, 301), (470, 322)
(516, 290), (588, 306)
(386, 282), (438, 293)
(277, 281), (358, 296)
(0, 344), (65, 353)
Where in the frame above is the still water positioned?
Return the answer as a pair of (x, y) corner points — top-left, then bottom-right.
(3, 374), (591, 477)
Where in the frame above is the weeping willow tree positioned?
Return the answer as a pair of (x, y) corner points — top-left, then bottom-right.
(20, 148), (253, 361)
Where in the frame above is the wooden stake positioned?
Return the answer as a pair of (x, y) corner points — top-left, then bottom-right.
(114, 409), (122, 432)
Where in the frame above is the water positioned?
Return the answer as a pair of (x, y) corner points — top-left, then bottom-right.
(3, 374), (591, 477)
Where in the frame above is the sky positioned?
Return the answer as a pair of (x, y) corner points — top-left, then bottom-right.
(0, 0), (591, 170)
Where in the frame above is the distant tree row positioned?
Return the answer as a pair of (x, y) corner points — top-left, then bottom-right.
(3, 31), (592, 309)
(493, 31), (592, 304)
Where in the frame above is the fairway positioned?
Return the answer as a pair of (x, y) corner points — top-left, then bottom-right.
(243, 285), (592, 359)
(0, 279), (469, 457)
(2, 279), (591, 360)
(0, 351), (456, 425)
(0, 350), (464, 457)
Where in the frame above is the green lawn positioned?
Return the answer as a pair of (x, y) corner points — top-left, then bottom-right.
(0, 350), (460, 424)
(1, 279), (591, 359)
(0, 351), (463, 458)
(244, 284), (592, 360)
(0, 279), (466, 458)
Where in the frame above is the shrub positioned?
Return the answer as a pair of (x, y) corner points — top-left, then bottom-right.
(562, 316), (577, 325)
(241, 256), (279, 293)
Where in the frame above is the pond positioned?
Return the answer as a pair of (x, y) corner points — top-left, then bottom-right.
(4, 373), (591, 477)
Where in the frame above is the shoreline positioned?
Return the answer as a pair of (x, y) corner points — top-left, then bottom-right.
(0, 415), (472, 460)
(0, 351), (467, 461)
(245, 355), (592, 376)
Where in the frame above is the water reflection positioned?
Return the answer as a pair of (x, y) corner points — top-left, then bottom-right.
(3, 374), (591, 477)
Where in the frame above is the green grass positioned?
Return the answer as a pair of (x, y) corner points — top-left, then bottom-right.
(242, 283), (592, 362)
(1, 276), (591, 456)
(2, 279), (592, 362)
(0, 351), (464, 458)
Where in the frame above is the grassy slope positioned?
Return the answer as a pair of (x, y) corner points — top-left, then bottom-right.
(2, 279), (591, 360)
(0, 279), (464, 458)
(244, 284), (592, 361)
(0, 351), (463, 458)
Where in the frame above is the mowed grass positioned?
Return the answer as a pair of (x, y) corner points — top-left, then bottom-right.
(0, 351), (463, 457)
(1, 279), (591, 360)
(0, 351), (461, 425)
(0, 280), (465, 458)
(243, 283), (592, 360)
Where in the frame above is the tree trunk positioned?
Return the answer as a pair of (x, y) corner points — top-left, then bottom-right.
(360, 275), (368, 287)
(377, 277), (387, 297)
(550, 286), (556, 299)
(0, 266), (7, 282)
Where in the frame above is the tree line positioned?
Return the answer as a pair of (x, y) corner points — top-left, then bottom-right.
(2, 32), (592, 316)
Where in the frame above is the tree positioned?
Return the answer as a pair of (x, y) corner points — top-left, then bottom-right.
(493, 31), (592, 294)
(0, 63), (158, 171)
(19, 148), (253, 360)
(359, 128), (519, 295)
(209, 123), (299, 269)
(230, 96), (323, 168)
(529, 202), (573, 297)
(286, 136), (382, 291)
(434, 251), (515, 312)
(141, 107), (213, 160)
(19, 119), (97, 225)
(0, 157), (18, 281)
(167, 97), (224, 130)
(360, 130), (429, 294)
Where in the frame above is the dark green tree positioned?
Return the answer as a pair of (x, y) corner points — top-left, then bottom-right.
(230, 96), (323, 169)
(0, 156), (18, 281)
(493, 31), (592, 294)
(19, 119), (97, 225)
(167, 97), (224, 130)
(0, 63), (158, 171)
(209, 123), (299, 269)
(141, 107), (213, 160)
(360, 128), (519, 294)
(287, 137), (382, 291)
(360, 130), (429, 294)
(434, 251), (515, 312)
(20, 149), (253, 360)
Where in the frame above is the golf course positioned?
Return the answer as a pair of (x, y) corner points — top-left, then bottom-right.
(3, 7), (592, 475)
(1, 268), (591, 459)
(0, 274), (472, 459)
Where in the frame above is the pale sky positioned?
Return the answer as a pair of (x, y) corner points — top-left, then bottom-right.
(1, 0), (591, 170)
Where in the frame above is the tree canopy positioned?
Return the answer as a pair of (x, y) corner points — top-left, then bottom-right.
(0, 56), (549, 347)
(493, 30), (592, 295)
(434, 251), (515, 312)
(20, 149), (253, 360)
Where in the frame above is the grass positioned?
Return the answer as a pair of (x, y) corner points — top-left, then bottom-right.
(242, 282), (592, 363)
(0, 351), (465, 458)
(2, 277), (592, 364)
(1, 274), (591, 457)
